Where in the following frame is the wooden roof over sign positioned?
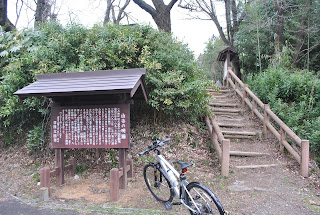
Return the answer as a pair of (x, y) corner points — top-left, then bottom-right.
(14, 68), (148, 102)
(217, 47), (237, 62)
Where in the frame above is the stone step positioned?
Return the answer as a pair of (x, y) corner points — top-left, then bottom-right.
(230, 151), (269, 157)
(235, 164), (279, 169)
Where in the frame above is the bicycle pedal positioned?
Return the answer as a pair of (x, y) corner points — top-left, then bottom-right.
(164, 201), (173, 210)
(172, 202), (182, 205)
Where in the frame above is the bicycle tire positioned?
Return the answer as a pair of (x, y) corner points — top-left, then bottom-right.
(185, 182), (225, 215)
(143, 163), (174, 203)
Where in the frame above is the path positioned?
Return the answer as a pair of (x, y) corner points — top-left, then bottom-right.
(208, 87), (320, 214)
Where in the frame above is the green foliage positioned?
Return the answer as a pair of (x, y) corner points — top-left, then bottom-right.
(199, 36), (226, 81)
(236, 0), (320, 74)
(26, 125), (44, 154)
(246, 49), (320, 160)
(0, 22), (210, 150)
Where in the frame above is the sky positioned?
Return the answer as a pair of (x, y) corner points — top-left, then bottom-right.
(7, 0), (225, 56)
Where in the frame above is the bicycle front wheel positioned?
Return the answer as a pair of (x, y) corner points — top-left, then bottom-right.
(185, 182), (225, 215)
(143, 163), (174, 202)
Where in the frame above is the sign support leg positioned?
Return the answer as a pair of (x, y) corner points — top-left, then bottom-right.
(55, 148), (65, 186)
(119, 149), (127, 189)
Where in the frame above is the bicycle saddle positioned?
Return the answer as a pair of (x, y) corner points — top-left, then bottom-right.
(177, 161), (193, 169)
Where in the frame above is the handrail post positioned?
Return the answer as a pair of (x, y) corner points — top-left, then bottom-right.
(226, 70), (231, 88)
(263, 104), (270, 135)
(252, 100), (256, 118)
(280, 128), (285, 153)
(301, 140), (309, 177)
(243, 84), (248, 106)
(221, 139), (230, 177)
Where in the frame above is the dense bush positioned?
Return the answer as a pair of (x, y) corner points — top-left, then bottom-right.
(246, 59), (320, 161)
(0, 23), (210, 148)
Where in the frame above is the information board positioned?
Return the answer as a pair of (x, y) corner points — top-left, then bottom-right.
(51, 104), (130, 148)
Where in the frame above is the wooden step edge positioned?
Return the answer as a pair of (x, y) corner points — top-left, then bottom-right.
(230, 151), (269, 157)
(217, 123), (245, 128)
(235, 164), (279, 169)
(222, 130), (257, 136)
(224, 135), (255, 139)
(212, 108), (242, 113)
(210, 103), (239, 107)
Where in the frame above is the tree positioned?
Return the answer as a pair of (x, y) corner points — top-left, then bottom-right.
(273, 0), (286, 52)
(0, 0), (15, 31)
(132, 0), (178, 32)
(179, 0), (250, 79)
(34, 0), (52, 27)
(104, 0), (131, 25)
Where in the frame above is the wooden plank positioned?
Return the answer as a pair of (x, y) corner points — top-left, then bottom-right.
(230, 151), (269, 157)
(210, 117), (225, 143)
(235, 164), (278, 169)
(222, 130), (257, 136)
(210, 102), (238, 107)
(224, 135), (255, 139)
(205, 117), (222, 159)
(212, 108), (242, 113)
(217, 123), (245, 128)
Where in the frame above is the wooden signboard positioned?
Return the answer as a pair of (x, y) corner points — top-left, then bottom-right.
(51, 104), (130, 149)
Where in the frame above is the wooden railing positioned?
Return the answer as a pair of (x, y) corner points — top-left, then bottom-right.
(225, 68), (309, 177)
(205, 116), (230, 176)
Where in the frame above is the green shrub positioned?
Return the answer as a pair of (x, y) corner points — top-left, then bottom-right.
(0, 22), (210, 151)
(246, 57), (320, 163)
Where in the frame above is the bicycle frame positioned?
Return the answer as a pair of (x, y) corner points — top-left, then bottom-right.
(157, 154), (200, 213)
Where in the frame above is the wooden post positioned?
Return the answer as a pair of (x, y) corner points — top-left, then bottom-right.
(221, 139), (230, 177)
(110, 168), (120, 201)
(280, 128), (285, 153)
(127, 159), (133, 178)
(235, 82), (239, 93)
(243, 84), (248, 106)
(40, 167), (50, 188)
(252, 100), (256, 118)
(119, 149), (127, 189)
(226, 71), (231, 88)
(301, 140), (309, 177)
(55, 148), (64, 186)
(263, 104), (270, 135)
(68, 158), (76, 177)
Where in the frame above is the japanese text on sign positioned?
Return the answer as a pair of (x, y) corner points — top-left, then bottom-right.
(51, 104), (129, 148)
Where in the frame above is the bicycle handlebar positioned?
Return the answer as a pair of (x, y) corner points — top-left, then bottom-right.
(139, 138), (171, 156)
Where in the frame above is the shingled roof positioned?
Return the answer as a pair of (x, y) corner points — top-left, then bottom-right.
(217, 47), (237, 62)
(14, 68), (148, 102)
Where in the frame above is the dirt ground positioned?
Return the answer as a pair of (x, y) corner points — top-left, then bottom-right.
(1, 121), (320, 214)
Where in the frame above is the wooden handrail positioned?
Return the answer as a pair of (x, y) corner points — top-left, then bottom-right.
(225, 68), (309, 177)
(205, 116), (230, 176)
(265, 108), (302, 147)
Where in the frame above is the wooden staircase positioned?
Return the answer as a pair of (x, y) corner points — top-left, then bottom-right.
(208, 88), (279, 170)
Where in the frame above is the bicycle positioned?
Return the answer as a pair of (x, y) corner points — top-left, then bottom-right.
(139, 138), (226, 215)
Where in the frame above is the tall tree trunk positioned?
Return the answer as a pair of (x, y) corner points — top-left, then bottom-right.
(35, 0), (51, 28)
(0, 0), (15, 31)
(292, 16), (307, 66)
(273, 0), (285, 52)
(133, 0), (178, 32)
(104, 0), (130, 25)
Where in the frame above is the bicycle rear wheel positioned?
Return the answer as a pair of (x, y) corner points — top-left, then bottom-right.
(143, 163), (174, 202)
(185, 182), (225, 215)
